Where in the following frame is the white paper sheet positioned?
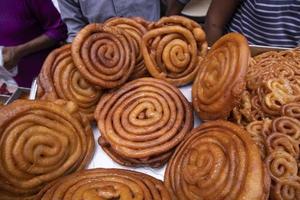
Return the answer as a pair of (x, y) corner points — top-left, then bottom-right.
(87, 84), (201, 180)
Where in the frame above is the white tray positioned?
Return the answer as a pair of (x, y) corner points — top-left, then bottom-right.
(87, 84), (201, 180)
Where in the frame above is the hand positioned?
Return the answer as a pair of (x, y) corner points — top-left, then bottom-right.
(2, 46), (21, 70)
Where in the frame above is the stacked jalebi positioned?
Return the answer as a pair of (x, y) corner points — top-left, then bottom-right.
(94, 77), (193, 167)
(246, 102), (300, 200)
(105, 17), (150, 80)
(232, 48), (300, 125)
(0, 100), (94, 200)
(36, 168), (171, 200)
(142, 16), (207, 86)
(165, 120), (270, 200)
(192, 32), (250, 120)
(37, 45), (102, 120)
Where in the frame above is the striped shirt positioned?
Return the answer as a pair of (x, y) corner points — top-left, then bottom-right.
(227, 0), (300, 47)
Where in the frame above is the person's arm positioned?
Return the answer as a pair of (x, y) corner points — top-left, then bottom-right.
(164, 0), (190, 16)
(3, 35), (57, 70)
(57, 0), (88, 43)
(3, 0), (67, 70)
(204, 0), (241, 45)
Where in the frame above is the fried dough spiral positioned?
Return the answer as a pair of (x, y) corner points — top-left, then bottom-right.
(165, 120), (270, 200)
(142, 16), (207, 86)
(94, 77), (193, 167)
(245, 119), (272, 159)
(272, 177), (300, 200)
(36, 168), (171, 200)
(233, 48), (300, 125)
(192, 33), (250, 120)
(246, 115), (300, 200)
(282, 102), (300, 120)
(72, 24), (135, 88)
(37, 45), (102, 120)
(272, 116), (300, 141)
(0, 100), (94, 200)
(266, 151), (298, 182)
(105, 17), (150, 79)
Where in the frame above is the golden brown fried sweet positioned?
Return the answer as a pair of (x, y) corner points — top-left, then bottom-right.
(142, 16), (207, 86)
(282, 102), (300, 120)
(258, 78), (300, 117)
(94, 77), (193, 167)
(0, 100), (94, 200)
(105, 17), (150, 80)
(266, 133), (299, 160)
(36, 168), (171, 200)
(271, 177), (300, 200)
(272, 116), (300, 141)
(266, 151), (298, 182)
(192, 32), (250, 120)
(246, 116), (300, 200)
(233, 48), (300, 125)
(245, 119), (272, 159)
(38, 45), (102, 120)
(165, 120), (270, 200)
(72, 24), (135, 88)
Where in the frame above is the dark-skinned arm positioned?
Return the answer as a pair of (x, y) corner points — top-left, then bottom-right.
(164, 0), (190, 16)
(3, 35), (56, 70)
(3, 0), (66, 70)
(204, 0), (241, 46)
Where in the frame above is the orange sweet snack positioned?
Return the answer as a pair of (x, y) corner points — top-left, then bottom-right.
(37, 45), (102, 120)
(192, 33), (250, 120)
(105, 17), (150, 80)
(36, 168), (171, 200)
(72, 24), (135, 88)
(246, 111), (300, 200)
(142, 16), (207, 86)
(94, 77), (193, 167)
(0, 100), (94, 200)
(165, 120), (270, 200)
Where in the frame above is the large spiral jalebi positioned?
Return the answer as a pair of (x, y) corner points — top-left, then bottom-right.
(72, 24), (136, 88)
(36, 168), (171, 200)
(142, 16), (207, 86)
(38, 45), (102, 120)
(94, 77), (193, 167)
(105, 17), (150, 80)
(0, 100), (94, 200)
(165, 120), (270, 200)
(192, 33), (250, 120)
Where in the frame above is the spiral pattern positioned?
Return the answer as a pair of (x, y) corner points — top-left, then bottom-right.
(272, 116), (300, 142)
(246, 119), (272, 159)
(94, 77), (193, 167)
(259, 78), (300, 116)
(164, 120), (270, 200)
(192, 33), (250, 120)
(37, 45), (102, 120)
(246, 49), (300, 91)
(265, 151), (298, 182)
(0, 100), (94, 200)
(72, 23), (136, 88)
(272, 177), (300, 200)
(266, 133), (299, 159)
(36, 168), (170, 200)
(105, 17), (150, 80)
(282, 102), (300, 120)
(243, 48), (300, 122)
(142, 16), (207, 86)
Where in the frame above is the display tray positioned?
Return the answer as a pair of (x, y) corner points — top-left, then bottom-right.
(5, 87), (30, 104)
(29, 45), (289, 180)
(0, 94), (9, 105)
